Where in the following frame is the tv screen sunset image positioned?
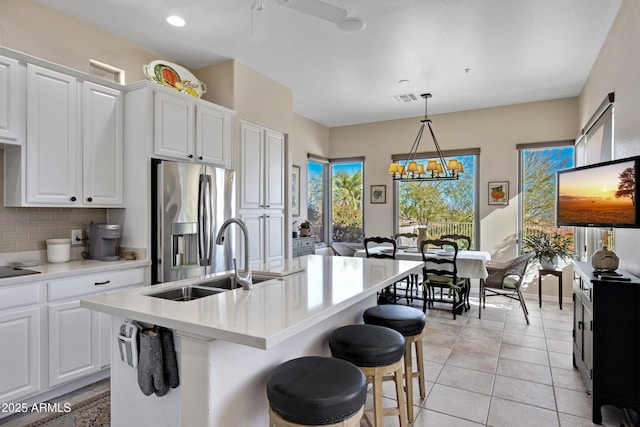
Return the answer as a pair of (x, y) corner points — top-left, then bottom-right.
(558, 160), (636, 226)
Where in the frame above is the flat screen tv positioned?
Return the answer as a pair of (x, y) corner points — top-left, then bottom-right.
(557, 156), (639, 228)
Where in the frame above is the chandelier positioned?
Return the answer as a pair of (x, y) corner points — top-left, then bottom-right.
(388, 93), (463, 182)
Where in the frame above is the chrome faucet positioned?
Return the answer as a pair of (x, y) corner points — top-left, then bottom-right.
(215, 218), (253, 290)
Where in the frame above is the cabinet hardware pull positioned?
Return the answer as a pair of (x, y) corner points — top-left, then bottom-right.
(578, 320), (583, 330)
(87, 197), (93, 202)
(94, 280), (110, 286)
(188, 154), (194, 158)
(70, 196), (76, 202)
(198, 156), (203, 160)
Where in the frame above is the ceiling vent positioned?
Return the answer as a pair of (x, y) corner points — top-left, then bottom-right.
(392, 93), (419, 103)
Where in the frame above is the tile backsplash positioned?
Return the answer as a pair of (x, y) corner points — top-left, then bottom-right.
(0, 150), (107, 253)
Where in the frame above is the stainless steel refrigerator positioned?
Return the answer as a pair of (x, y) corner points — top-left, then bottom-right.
(151, 159), (236, 284)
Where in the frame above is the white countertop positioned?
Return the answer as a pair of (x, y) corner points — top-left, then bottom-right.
(0, 259), (151, 287)
(81, 255), (422, 350)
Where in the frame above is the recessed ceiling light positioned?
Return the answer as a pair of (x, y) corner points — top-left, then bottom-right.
(167, 15), (186, 27)
(399, 79), (410, 85)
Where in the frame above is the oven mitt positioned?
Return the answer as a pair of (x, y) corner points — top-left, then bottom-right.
(159, 327), (179, 389)
(137, 328), (168, 396)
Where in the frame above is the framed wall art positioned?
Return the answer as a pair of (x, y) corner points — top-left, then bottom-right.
(291, 165), (300, 216)
(370, 185), (386, 204)
(488, 181), (509, 205)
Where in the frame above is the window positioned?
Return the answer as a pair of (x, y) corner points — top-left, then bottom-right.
(331, 160), (364, 243)
(395, 154), (477, 247)
(307, 160), (325, 243)
(307, 157), (364, 244)
(89, 59), (125, 84)
(519, 145), (575, 257)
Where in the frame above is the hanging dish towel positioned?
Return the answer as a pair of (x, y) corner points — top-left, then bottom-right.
(117, 320), (139, 368)
(137, 326), (180, 396)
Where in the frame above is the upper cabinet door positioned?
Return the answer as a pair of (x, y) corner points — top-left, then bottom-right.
(264, 130), (285, 210)
(195, 104), (232, 168)
(240, 121), (265, 209)
(82, 81), (124, 206)
(0, 55), (20, 144)
(153, 90), (195, 161)
(26, 64), (79, 205)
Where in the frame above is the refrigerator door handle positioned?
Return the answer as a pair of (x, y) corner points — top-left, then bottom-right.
(198, 174), (213, 266)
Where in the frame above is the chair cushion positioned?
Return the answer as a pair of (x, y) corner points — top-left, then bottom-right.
(425, 274), (466, 286)
(503, 276), (519, 289)
(363, 305), (425, 336)
(329, 324), (405, 367)
(267, 356), (367, 425)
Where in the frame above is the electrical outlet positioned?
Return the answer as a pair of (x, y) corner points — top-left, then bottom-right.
(71, 229), (83, 245)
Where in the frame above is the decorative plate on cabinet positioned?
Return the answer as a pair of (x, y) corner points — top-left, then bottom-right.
(142, 60), (207, 98)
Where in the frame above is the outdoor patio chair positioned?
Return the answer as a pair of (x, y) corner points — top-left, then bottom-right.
(481, 252), (536, 324)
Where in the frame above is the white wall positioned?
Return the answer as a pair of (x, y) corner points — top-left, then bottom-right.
(579, 0), (640, 275)
(329, 98), (579, 259)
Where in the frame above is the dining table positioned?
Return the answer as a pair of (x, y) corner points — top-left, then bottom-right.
(354, 246), (491, 279)
(354, 246), (492, 317)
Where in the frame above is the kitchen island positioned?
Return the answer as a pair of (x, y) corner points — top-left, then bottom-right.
(81, 254), (422, 426)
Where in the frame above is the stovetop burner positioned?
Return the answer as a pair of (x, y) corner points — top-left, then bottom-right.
(0, 266), (41, 278)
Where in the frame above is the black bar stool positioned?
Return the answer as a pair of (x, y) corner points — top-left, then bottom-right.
(329, 324), (407, 427)
(267, 356), (367, 426)
(363, 305), (426, 422)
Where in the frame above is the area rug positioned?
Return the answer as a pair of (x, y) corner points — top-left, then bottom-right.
(25, 391), (110, 427)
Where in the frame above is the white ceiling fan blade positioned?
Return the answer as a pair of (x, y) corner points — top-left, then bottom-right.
(276, 0), (347, 24)
(163, 0), (203, 6)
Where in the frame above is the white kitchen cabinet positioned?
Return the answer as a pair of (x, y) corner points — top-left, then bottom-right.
(240, 211), (285, 267)
(6, 63), (123, 207)
(153, 90), (194, 160)
(239, 120), (286, 266)
(0, 54), (21, 145)
(151, 86), (233, 168)
(0, 283), (42, 403)
(48, 300), (99, 387)
(81, 81), (124, 205)
(196, 103), (232, 166)
(240, 121), (285, 210)
(25, 63), (79, 205)
(47, 268), (144, 387)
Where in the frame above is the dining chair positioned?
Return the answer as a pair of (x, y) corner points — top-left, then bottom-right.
(439, 233), (471, 250)
(420, 238), (467, 319)
(394, 232), (418, 247)
(481, 252), (536, 324)
(330, 242), (359, 257)
(440, 233), (472, 309)
(364, 236), (402, 304)
(394, 232), (420, 302)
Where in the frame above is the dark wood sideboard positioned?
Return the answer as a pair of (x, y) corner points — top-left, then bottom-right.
(572, 261), (640, 424)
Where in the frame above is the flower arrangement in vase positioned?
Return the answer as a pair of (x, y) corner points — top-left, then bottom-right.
(523, 229), (573, 269)
(298, 220), (311, 237)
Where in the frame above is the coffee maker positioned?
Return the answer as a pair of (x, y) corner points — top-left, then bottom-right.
(88, 221), (121, 261)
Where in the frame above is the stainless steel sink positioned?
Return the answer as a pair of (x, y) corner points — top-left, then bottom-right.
(147, 275), (273, 302)
(147, 286), (225, 302)
(197, 275), (270, 290)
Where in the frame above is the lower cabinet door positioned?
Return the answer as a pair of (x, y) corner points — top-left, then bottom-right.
(98, 312), (112, 369)
(48, 300), (99, 387)
(0, 307), (41, 402)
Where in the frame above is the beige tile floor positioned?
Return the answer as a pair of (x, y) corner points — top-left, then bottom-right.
(1, 289), (633, 427)
(360, 289), (631, 427)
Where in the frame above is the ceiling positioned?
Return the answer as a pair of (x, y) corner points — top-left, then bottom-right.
(38, 0), (623, 128)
